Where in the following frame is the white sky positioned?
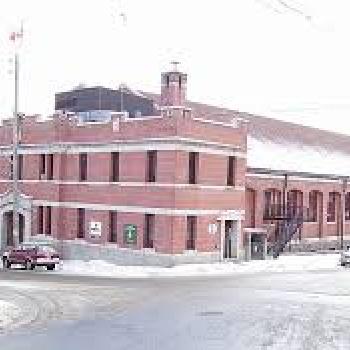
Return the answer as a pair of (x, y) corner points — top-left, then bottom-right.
(1, 0), (350, 134)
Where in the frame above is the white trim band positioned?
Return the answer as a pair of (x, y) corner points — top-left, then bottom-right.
(2, 179), (245, 191)
(0, 136), (246, 158)
(32, 199), (245, 217)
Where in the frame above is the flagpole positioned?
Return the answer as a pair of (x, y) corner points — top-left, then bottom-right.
(10, 23), (23, 247)
(12, 49), (19, 247)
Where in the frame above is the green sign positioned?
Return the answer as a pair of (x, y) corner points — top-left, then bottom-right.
(124, 224), (137, 244)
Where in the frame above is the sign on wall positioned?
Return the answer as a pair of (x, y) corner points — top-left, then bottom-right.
(208, 223), (218, 235)
(124, 224), (137, 244)
(89, 221), (102, 237)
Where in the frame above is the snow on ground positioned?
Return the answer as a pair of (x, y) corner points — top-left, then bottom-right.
(0, 300), (21, 331)
(55, 253), (341, 279)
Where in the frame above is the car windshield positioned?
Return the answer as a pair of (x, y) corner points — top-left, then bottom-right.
(18, 244), (36, 250)
(38, 246), (56, 254)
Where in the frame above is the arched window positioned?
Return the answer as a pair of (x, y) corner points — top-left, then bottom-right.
(308, 191), (319, 222)
(345, 193), (350, 221)
(327, 192), (340, 222)
(263, 189), (281, 219)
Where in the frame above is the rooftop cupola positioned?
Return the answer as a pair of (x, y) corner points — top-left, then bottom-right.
(160, 61), (187, 107)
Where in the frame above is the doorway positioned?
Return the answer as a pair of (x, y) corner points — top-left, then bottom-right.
(224, 220), (238, 259)
(4, 211), (25, 247)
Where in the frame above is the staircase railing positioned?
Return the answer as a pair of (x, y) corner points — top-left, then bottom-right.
(265, 204), (308, 258)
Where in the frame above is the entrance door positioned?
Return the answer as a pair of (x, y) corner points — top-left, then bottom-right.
(224, 220), (236, 259)
(4, 212), (25, 247)
(251, 233), (265, 260)
(5, 212), (13, 246)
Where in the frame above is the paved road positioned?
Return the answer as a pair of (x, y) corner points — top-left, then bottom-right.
(1, 267), (350, 349)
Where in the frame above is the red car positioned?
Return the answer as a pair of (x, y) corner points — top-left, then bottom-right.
(2, 243), (60, 270)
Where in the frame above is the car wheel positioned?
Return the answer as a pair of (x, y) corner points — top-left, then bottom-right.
(3, 259), (10, 269)
(25, 260), (33, 270)
(341, 262), (346, 267)
(47, 264), (55, 271)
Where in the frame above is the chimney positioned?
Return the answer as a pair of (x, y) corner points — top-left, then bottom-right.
(160, 61), (187, 107)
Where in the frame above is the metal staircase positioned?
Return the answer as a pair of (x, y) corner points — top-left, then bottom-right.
(264, 204), (307, 258)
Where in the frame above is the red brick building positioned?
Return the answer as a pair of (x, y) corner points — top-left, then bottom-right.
(0, 68), (349, 265)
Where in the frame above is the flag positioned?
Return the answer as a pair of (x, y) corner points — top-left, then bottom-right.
(9, 22), (24, 43)
(120, 12), (127, 26)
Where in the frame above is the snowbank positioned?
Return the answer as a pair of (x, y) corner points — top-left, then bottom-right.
(55, 253), (341, 279)
(0, 300), (21, 330)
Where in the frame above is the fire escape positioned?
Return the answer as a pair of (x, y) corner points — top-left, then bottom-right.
(265, 204), (308, 258)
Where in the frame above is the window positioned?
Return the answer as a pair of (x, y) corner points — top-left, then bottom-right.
(18, 154), (23, 180)
(110, 152), (119, 182)
(144, 214), (155, 248)
(345, 193), (350, 221)
(47, 154), (54, 180)
(46, 206), (52, 235)
(186, 216), (197, 250)
(109, 211), (118, 243)
(327, 192), (337, 223)
(146, 150), (157, 182)
(188, 152), (198, 184)
(308, 191), (318, 222)
(79, 153), (87, 181)
(9, 155), (13, 180)
(38, 206), (44, 235)
(263, 189), (282, 219)
(227, 156), (236, 186)
(39, 154), (46, 179)
(77, 208), (85, 238)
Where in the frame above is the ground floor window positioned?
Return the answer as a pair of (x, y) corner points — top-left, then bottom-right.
(38, 206), (43, 235)
(186, 216), (197, 250)
(109, 211), (118, 243)
(143, 214), (155, 248)
(77, 208), (85, 238)
(46, 206), (52, 235)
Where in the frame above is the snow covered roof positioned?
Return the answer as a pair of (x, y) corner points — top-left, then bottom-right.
(143, 92), (350, 177)
(247, 136), (350, 177)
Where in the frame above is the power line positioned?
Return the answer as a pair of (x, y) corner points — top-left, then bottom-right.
(276, 0), (312, 21)
(254, 0), (313, 22)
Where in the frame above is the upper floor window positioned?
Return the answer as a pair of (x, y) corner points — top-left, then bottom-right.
(110, 152), (119, 182)
(188, 152), (198, 184)
(346, 193), (350, 221)
(79, 153), (87, 181)
(263, 189), (282, 219)
(227, 156), (236, 186)
(308, 191), (318, 222)
(327, 192), (338, 222)
(146, 150), (157, 183)
(9, 155), (13, 180)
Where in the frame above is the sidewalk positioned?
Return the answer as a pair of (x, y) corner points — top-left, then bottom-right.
(51, 253), (342, 279)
